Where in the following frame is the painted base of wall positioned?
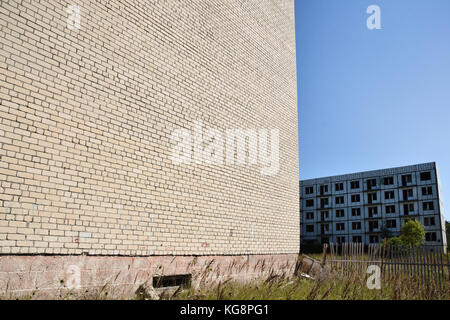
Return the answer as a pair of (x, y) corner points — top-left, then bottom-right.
(0, 254), (298, 299)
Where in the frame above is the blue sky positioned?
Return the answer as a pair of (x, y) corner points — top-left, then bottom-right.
(294, 0), (450, 221)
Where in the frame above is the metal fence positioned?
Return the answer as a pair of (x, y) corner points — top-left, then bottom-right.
(323, 243), (450, 291)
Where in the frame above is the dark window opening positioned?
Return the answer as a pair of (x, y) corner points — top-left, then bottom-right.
(336, 196), (344, 205)
(336, 209), (345, 218)
(351, 181), (360, 189)
(368, 192), (377, 203)
(425, 232), (437, 242)
(153, 274), (191, 288)
(424, 217), (435, 226)
(385, 191), (395, 200)
(423, 202), (434, 211)
(386, 219), (397, 228)
(305, 186), (314, 195)
(401, 174), (412, 186)
(352, 222), (361, 230)
(420, 172), (431, 181)
(422, 186), (433, 196)
(367, 179), (377, 189)
(386, 205), (396, 214)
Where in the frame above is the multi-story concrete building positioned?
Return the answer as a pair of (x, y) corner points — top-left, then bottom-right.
(300, 163), (447, 250)
(0, 0), (299, 297)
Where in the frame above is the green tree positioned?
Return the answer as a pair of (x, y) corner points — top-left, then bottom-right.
(386, 236), (403, 246)
(386, 220), (425, 246)
(399, 220), (425, 246)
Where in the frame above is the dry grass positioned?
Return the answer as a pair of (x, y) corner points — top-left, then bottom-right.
(171, 271), (450, 300)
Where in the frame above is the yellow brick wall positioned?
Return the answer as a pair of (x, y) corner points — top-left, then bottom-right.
(0, 0), (299, 256)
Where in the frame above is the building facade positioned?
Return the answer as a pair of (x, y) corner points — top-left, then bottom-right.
(0, 0), (299, 297)
(300, 163), (447, 250)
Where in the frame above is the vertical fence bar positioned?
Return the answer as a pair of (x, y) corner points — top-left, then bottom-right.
(322, 243), (328, 267)
(361, 242), (364, 278)
(414, 246), (418, 278)
(434, 249), (441, 291)
(392, 246), (398, 274)
(351, 243), (355, 275)
(446, 246), (449, 283)
(400, 245), (405, 277)
(406, 246), (412, 276)
(330, 243), (334, 272)
(419, 245), (424, 287)
(346, 243), (349, 276)
(425, 247), (431, 286)
(438, 247), (444, 291)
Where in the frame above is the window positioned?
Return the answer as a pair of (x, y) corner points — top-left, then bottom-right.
(335, 196), (344, 205)
(306, 212), (314, 220)
(320, 198), (329, 208)
(337, 236), (345, 244)
(423, 202), (434, 211)
(351, 194), (360, 203)
(422, 186), (433, 196)
(369, 221), (379, 232)
(306, 225), (314, 233)
(424, 217), (435, 226)
(368, 206), (378, 217)
(306, 199), (314, 207)
(351, 208), (361, 216)
(336, 209), (345, 218)
(336, 223), (345, 231)
(383, 176), (394, 185)
(321, 211), (329, 220)
(401, 174), (412, 186)
(153, 275), (191, 289)
(425, 232), (437, 242)
(335, 183), (344, 191)
(404, 203), (414, 215)
(386, 205), (396, 214)
(368, 192), (377, 203)
(305, 186), (314, 195)
(321, 224), (330, 233)
(386, 219), (397, 228)
(352, 221), (361, 230)
(385, 191), (395, 200)
(369, 235), (379, 243)
(367, 179), (377, 189)
(420, 172), (431, 181)
(403, 189), (413, 200)
(353, 236), (362, 243)
(351, 181), (360, 189)
(320, 185), (329, 194)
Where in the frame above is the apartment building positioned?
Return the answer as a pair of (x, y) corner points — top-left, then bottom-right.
(300, 163), (447, 250)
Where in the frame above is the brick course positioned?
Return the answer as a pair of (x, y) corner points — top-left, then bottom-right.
(0, 0), (299, 257)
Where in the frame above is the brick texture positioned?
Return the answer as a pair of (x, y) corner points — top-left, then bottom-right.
(0, 0), (299, 256)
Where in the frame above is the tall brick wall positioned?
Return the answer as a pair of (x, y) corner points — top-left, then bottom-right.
(0, 0), (299, 257)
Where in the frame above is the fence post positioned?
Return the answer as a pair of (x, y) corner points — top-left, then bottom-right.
(381, 239), (386, 281)
(322, 243), (328, 267)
